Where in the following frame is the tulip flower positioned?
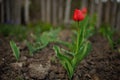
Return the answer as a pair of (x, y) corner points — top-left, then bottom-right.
(73, 9), (85, 21)
(81, 7), (87, 14)
(81, 7), (87, 15)
(54, 8), (93, 80)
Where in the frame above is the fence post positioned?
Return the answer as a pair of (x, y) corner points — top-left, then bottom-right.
(58, 0), (63, 24)
(41, 0), (46, 22)
(52, 0), (57, 26)
(105, 0), (111, 23)
(1, 0), (4, 23)
(90, 0), (95, 16)
(46, 0), (51, 23)
(64, 0), (72, 24)
(81, 0), (87, 8)
(6, 0), (10, 23)
(116, 3), (120, 30)
(97, 0), (103, 28)
(111, 0), (117, 28)
(12, 0), (22, 24)
(24, 0), (30, 24)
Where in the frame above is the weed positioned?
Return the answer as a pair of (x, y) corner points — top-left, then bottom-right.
(10, 41), (20, 61)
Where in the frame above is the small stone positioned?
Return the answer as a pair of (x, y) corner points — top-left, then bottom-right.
(28, 62), (50, 79)
(84, 74), (91, 79)
(58, 73), (65, 79)
(11, 62), (23, 69)
(73, 75), (79, 80)
(92, 74), (100, 80)
(20, 56), (27, 61)
(49, 72), (56, 79)
(2, 58), (5, 61)
(90, 69), (96, 74)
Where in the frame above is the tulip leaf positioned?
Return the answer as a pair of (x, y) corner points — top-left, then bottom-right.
(10, 41), (20, 61)
(53, 46), (74, 79)
(72, 41), (91, 68)
(53, 11), (93, 80)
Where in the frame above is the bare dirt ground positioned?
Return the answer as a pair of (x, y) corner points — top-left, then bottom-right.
(0, 30), (120, 80)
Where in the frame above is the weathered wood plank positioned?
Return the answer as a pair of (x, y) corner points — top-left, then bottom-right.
(64, 0), (71, 24)
(41, 0), (46, 22)
(46, 0), (51, 23)
(97, 0), (103, 28)
(52, 0), (57, 26)
(105, 0), (111, 23)
(1, 1), (4, 23)
(58, 0), (63, 24)
(24, 0), (30, 24)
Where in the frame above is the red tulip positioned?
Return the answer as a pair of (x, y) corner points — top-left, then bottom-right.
(81, 7), (87, 15)
(73, 9), (85, 22)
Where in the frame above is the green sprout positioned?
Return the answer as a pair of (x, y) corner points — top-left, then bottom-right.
(10, 41), (20, 61)
(0, 24), (27, 41)
(99, 24), (114, 49)
(27, 28), (61, 55)
(53, 16), (94, 80)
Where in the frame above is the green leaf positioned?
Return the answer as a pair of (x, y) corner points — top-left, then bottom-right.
(57, 40), (72, 49)
(53, 46), (74, 79)
(40, 33), (49, 45)
(10, 41), (20, 61)
(79, 16), (89, 30)
(40, 28), (60, 45)
(76, 16), (89, 52)
(107, 35), (113, 48)
(99, 25), (114, 48)
(65, 62), (74, 79)
(26, 42), (34, 56)
(72, 41), (91, 68)
(34, 43), (48, 52)
(61, 48), (74, 57)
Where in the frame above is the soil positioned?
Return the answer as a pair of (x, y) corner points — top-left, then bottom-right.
(0, 30), (120, 80)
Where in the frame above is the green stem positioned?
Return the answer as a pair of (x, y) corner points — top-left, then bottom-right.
(82, 23), (85, 41)
(76, 22), (80, 54)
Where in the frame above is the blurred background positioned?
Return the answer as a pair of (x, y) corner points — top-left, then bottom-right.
(0, 1), (120, 80)
(0, 0), (119, 29)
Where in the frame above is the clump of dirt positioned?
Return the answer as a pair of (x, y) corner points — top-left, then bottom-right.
(0, 31), (120, 80)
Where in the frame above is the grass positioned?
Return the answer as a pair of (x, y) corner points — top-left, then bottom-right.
(0, 24), (27, 41)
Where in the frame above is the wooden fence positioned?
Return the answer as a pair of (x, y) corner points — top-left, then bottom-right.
(0, 0), (29, 24)
(0, 0), (120, 29)
(38, 0), (120, 29)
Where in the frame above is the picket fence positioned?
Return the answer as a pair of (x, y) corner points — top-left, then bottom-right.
(0, 0), (120, 29)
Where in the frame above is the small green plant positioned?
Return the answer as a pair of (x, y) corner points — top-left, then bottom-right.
(27, 28), (61, 55)
(26, 42), (35, 56)
(28, 22), (52, 32)
(99, 24), (114, 49)
(10, 41), (20, 61)
(53, 8), (94, 80)
(0, 24), (27, 40)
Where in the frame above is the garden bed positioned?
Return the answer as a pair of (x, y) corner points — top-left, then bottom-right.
(0, 30), (120, 80)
